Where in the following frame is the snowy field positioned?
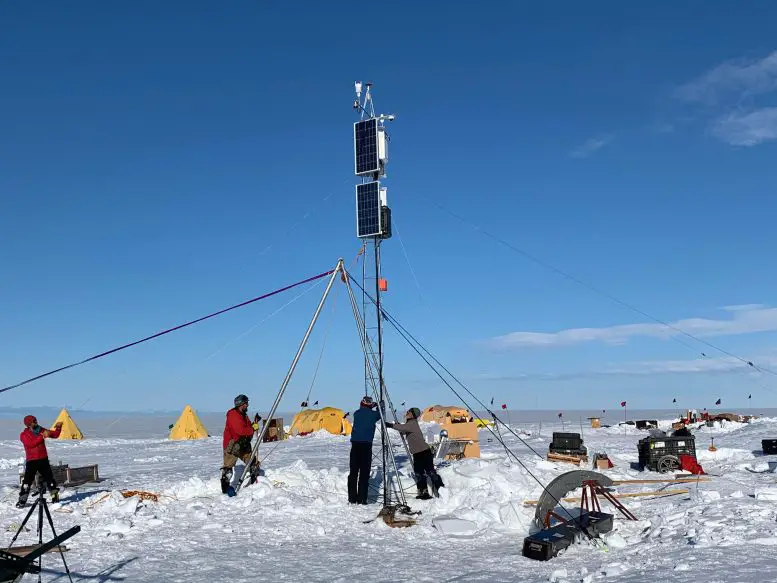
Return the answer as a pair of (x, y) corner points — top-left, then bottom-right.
(2, 413), (777, 582)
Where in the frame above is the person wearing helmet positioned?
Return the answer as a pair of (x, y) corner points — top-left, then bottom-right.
(17, 415), (63, 508)
(386, 407), (445, 499)
(221, 394), (261, 495)
(348, 395), (381, 504)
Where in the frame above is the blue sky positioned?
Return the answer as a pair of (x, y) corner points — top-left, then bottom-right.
(2, 1), (777, 414)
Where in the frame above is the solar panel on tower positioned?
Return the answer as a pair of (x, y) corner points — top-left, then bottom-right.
(356, 181), (382, 238)
(354, 119), (379, 175)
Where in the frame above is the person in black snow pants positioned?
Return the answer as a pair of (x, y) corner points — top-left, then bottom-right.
(348, 396), (381, 504)
(386, 407), (445, 499)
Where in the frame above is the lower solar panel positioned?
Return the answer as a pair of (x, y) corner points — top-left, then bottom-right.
(356, 181), (382, 238)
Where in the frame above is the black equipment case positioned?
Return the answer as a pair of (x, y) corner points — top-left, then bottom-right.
(637, 435), (696, 472)
(763, 439), (777, 455)
(522, 511), (613, 561)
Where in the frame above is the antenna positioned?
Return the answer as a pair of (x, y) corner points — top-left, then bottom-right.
(352, 81), (399, 510)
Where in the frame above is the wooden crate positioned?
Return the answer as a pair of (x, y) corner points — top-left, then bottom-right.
(20, 463), (99, 488)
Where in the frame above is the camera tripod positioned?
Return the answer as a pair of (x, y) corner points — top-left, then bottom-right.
(7, 486), (75, 583)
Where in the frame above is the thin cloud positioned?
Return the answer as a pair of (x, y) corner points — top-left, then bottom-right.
(488, 304), (777, 350)
(673, 50), (777, 146)
(602, 355), (775, 376)
(721, 303), (766, 312)
(674, 51), (777, 105)
(570, 134), (614, 159)
(710, 107), (777, 146)
(651, 122), (675, 134)
(462, 354), (777, 383)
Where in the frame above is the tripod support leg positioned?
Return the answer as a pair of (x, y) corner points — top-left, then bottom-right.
(40, 497), (75, 582)
(7, 497), (39, 548)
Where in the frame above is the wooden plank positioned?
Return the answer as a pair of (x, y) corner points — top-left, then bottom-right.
(612, 477), (710, 485)
(0, 544), (69, 556)
(547, 452), (588, 465)
(523, 488), (689, 506)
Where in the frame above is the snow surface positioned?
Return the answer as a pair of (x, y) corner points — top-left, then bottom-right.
(1, 416), (777, 582)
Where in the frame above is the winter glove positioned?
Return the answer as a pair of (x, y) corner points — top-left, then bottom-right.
(252, 422), (260, 431)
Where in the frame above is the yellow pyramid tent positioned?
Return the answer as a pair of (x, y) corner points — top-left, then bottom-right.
(169, 405), (209, 440)
(52, 408), (84, 440)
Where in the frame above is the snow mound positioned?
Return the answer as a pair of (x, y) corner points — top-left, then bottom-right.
(0, 457), (23, 470)
(431, 515), (481, 537)
(697, 447), (753, 463)
(133, 455), (173, 463)
(754, 488), (777, 501)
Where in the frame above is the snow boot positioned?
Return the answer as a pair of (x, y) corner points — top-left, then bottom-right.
(416, 488), (432, 500)
(16, 485), (30, 509)
(429, 472), (444, 498)
(227, 486), (237, 497)
(220, 468), (233, 495)
(248, 460), (260, 485)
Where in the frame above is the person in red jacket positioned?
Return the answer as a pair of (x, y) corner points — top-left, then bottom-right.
(17, 415), (63, 508)
(221, 394), (261, 495)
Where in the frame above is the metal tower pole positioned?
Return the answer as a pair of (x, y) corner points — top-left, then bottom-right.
(373, 237), (388, 507)
(353, 80), (398, 510)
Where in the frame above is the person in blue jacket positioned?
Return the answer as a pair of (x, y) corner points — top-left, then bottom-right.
(348, 396), (381, 504)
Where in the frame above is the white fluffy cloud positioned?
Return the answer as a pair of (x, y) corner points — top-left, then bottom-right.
(489, 304), (777, 349)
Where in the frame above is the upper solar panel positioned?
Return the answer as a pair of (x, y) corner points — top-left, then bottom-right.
(354, 119), (379, 176)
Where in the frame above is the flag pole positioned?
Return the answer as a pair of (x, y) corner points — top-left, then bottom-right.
(621, 401), (627, 433)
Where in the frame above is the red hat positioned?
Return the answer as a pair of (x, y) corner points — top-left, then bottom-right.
(23, 415), (37, 427)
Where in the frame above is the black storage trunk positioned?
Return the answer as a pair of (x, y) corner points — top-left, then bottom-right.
(763, 439), (777, 455)
(522, 511), (613, 561)
(549, 432), (587, 456)
(552, 432), (583, 450)
(638, 435), (696, 472)
(635, 419), (658, 430)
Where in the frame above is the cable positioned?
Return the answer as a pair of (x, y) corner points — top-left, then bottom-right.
(350, 275), (547, 460)
(0, 269), (334, 394)
(347, 274), (596, 540)
(386, 305), (597, 538)
(391, 217), (425, 303)
(433, 201), (777, 392)
(303, 285), (339, 406)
